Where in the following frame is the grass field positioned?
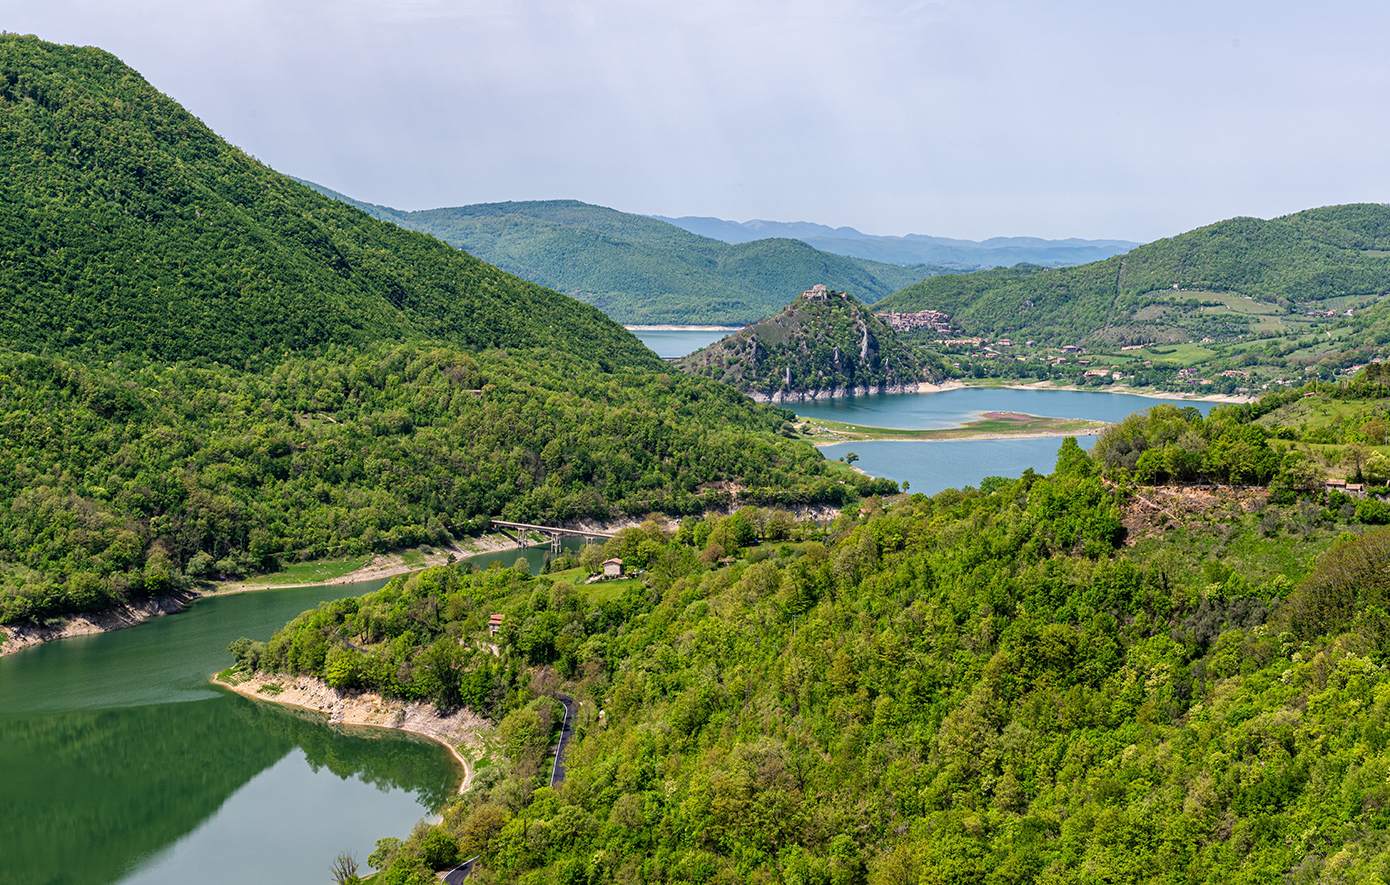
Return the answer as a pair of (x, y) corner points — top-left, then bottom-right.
(235, 555), (375, 587)
(1130, 343), (1219, 366)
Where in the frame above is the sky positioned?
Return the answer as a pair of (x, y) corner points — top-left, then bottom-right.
(4, 0), (1389, 242)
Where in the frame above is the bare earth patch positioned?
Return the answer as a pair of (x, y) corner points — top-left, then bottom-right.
(1123, 485), (1269, 543)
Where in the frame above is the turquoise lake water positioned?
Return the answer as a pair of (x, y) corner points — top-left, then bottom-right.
(803, 387), (1217, 495)
(0, 541), (578, 885)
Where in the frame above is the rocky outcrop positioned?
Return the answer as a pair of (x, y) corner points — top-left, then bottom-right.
(746, 382), (923, 403)
(676, 285), (935, 398)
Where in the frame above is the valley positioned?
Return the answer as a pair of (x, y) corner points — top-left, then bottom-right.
(9, 28), (1390, 885)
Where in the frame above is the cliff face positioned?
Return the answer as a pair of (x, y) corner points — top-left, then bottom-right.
(677, 285), (933, 399)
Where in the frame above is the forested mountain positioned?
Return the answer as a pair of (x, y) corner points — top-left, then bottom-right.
(246, 380), (1390, 884)
(677, 286), (933, 401)
(0, 39), (651, 369)
(301, 186), (944, 325)
(876, 204), (1390, 347)
(0, 36), (894, 624)
(653, 214), (1141, 267)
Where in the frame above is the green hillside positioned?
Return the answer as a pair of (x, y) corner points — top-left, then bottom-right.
(877, 204), (1390, 348)
(250, 383), (1390, 883)
(0, 36), (895, 625)
(0, 36), (648, 368)
(302, 188), (944, 325)
(678, 286), (932, 400)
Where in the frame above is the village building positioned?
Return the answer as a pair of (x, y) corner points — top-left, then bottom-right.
(488, 613), (505, 637)
(603, 558), (623, 578)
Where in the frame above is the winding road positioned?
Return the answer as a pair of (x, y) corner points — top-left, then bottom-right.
(549, 694), (576, 788)
(442, 693), (576, 882)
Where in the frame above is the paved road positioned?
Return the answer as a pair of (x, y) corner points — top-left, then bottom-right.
(549, 694), (576, 788)
(442, 856), (477, 884)
(440, 695), (574, 882)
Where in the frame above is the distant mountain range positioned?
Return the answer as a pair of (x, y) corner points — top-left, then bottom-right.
(876, 203), (1390, 347)
(651, 215), (1143, 268)
(298, 188), (950, 325)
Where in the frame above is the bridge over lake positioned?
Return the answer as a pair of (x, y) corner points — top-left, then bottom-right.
(490, 520), (615, 553)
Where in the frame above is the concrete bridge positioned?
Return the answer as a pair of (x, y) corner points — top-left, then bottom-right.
(490, 520), (615, 553)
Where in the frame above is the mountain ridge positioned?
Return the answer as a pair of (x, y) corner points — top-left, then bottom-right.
(0, 37), (651, 370)
(652, 214), (1142, 267)
(297, 186), (950, 325)
(875, 203), (1390, 348)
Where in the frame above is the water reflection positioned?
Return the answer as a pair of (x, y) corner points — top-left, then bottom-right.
(0, 692), (458, 885)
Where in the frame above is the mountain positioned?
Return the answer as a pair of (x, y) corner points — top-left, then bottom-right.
(652, 214), (1142, 268)
(875, 203), (1390, 347)
(0, 39), (656, 370)
(677, 285), (931, 402)
(0, 35), (892, 625)
(299, 187), (946, 325)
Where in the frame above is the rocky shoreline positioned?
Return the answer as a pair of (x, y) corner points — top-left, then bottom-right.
(0, 590), (199, 657)
(213, 672), (487, 793)
(747, 381), (925, 403)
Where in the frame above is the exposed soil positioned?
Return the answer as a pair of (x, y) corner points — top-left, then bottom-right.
(1122, 485), (1269, 544)
(980, 411), (1031, 422)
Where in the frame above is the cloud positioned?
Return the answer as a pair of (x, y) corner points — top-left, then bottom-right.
(4, 0), (1390, 240)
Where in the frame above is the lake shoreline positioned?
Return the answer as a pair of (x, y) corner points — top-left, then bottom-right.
(0, 532), (533, 658)
(213, 672), (486, 794)
(953, 379), (1251, 404)
(625, 324), (742, 331)
(0, 516), (660, 658)
(0, 590), (202, 657)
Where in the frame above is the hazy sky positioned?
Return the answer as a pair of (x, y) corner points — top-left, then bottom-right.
(5, 0), (1389, 241)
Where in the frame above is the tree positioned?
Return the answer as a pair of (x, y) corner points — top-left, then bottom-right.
(1367, 451), (1390, 486)
(1055, 436), (1094, 477)
(330, 851), (361, 885)
(1345, 443), (1372, 481)
(579, 543), (606, 575)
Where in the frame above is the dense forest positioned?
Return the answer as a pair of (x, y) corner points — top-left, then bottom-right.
(244, 382), (1390, 883)
(0, 36), (900, 625)
(302, 187), (943, 326)
(0, 341), (901, 625)
(677, 288), (935, 399)
(877, 204), (1390, 347)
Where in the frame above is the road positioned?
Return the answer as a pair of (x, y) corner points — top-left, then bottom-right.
(440, 693), (575, 883)
(442, 856), (477, 884)
(549, 694), (576, 788)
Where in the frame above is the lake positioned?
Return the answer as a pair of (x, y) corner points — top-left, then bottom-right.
(821, 436), (1101, 496)
(0, 540), (578, 885)
(795, 386), (1216, 429)
(805, 387), (1218, 495)
(628, 327), (736, 359)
